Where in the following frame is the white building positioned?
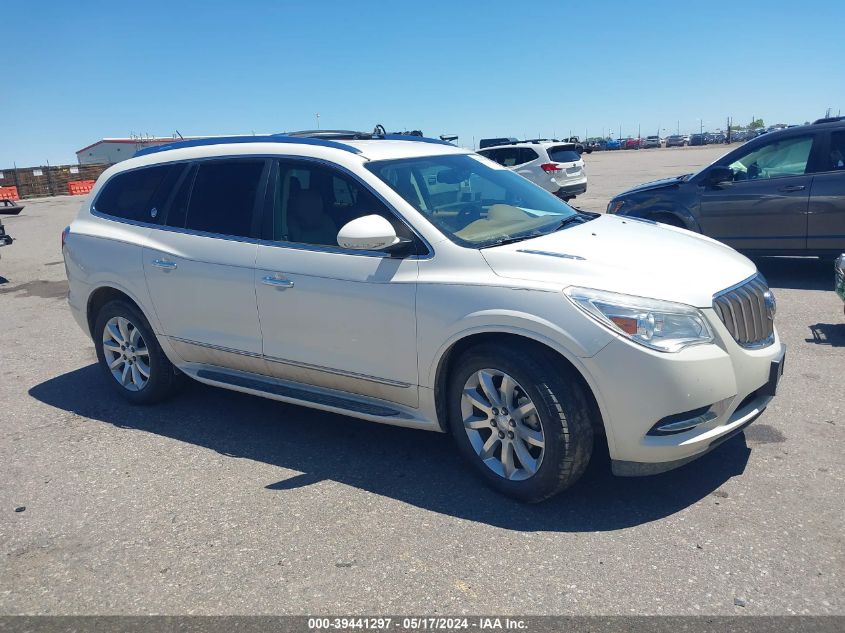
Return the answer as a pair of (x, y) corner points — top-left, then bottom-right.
(76, 137), (190, 165)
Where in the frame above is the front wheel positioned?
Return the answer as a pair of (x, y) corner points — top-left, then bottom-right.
(448, 344), (594, 502)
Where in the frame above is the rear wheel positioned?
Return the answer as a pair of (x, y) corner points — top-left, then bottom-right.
(94, 300), (182, 404)
(448, 344), (594, 502)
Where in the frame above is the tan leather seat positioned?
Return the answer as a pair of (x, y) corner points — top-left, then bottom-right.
(287, 190), (337, 246)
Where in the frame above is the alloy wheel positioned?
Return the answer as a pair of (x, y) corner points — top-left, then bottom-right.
(102, 316), (150, 391)
(461, 368), (545, 480)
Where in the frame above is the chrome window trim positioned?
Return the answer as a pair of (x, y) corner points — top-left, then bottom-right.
(92, 153), (435, 259)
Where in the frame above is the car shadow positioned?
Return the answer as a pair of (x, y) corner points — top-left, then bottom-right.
(806, 322), (845, 347)
(29, 365), (751, 532)
(752, 256), (834, 291)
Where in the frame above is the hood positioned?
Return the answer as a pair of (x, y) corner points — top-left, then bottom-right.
(481, 215), (756, 307)
(617, 175), (689, 196)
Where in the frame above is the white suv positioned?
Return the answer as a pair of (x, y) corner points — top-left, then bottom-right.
(477, 140), (587, 200)
(63, 131), (785, 502)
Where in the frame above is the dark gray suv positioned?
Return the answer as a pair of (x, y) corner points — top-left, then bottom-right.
(607, 118), (845, 256)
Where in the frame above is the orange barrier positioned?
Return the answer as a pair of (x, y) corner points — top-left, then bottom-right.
(68, 180), (96, 196)
(0, 186), (19, 200)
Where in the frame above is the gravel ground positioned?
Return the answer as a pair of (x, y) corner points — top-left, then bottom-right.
(0, 147), (842, 615)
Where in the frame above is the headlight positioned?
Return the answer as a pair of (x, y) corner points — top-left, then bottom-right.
(564, 287), (714, 353)
(607, 199), (625, 214)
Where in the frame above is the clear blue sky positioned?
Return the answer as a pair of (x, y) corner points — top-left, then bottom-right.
(2, 0), (843, 166)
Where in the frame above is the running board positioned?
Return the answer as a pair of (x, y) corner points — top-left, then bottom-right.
(190, 367), (439, 431)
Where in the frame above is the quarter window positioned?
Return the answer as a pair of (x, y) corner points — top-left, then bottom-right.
(95, 164), (184, 222)
(727, 136), (814, 180)
(183, 160), (265, 238)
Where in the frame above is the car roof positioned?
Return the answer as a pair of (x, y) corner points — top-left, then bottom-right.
(479, 140), (577, 151)
(118, 134), (470, 171)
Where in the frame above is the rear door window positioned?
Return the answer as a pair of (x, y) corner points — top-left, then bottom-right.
(822, 131), (845, 172)
(183, 160), (266, 238)
(95, 164), (185, 223)
(517, 148), (539, 164)
(548, 146), (581, 163)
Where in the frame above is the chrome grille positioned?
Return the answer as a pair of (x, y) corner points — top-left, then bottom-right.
(712, 275), (775, 348)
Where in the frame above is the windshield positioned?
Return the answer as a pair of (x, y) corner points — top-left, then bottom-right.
(365, 153), (579, 248)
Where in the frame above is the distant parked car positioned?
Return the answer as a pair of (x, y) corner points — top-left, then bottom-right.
(479, 137), (518, 149)
(478, 140), (587, 200)
(0, 199), (24, 215)
(836, 254), (845, 315)
(689, 133), (706, 146)
(605, 138), (622, 150)
(665, 135), (688, 147)
(624, 137), (642, 150)
(607, 117), (845, 257)
(642, 136), (661, 149)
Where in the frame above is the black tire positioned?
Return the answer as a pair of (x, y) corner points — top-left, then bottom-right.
(447, 343), (594, 503)
(93, 299), (183, 404)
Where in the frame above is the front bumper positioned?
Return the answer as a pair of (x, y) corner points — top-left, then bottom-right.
(582, 309), (785, 475)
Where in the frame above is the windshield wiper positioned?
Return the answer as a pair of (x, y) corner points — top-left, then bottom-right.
(551, 213), (594, 232)
(484, 231), (544, 248)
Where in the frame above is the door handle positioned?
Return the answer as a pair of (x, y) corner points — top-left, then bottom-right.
(262, 275), (295, 289)
(778, 185), (806, 192)
(151, 259), (177, 270)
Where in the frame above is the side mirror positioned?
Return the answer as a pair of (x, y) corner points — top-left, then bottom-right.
(337, 215), (403, 251)
(706, 166), (734, 187)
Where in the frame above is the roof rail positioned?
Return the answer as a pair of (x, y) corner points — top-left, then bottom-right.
(813, 116), (845, 125)
(288, 129), (455, 147)
(134, 134), (364, 158)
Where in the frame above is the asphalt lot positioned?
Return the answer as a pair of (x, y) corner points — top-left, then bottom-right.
(0, 146), (842, 616)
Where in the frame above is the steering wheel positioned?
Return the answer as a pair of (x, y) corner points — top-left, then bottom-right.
(457, 204), (484, 227)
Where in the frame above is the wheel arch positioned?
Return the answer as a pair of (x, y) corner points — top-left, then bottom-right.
(86, 284), (152, 339)
(432, 331), (608, 441)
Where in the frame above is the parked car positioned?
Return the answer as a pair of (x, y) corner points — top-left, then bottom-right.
(605, 138), (622, 150)
(607, 117), (845, 256)
(479, 137), (518, 149)
(665, 135), (688, 147)
(642, 136), (661, 149)
(63, 130), (785, 502)
(624, 137), (642, 150)
(478, 140), (587, 200)
(0, 199), (24, 215)
(836, 254), (845, 315)
(689, 133), (707, 146)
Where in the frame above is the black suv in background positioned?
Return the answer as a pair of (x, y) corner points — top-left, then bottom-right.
(607, 117), (845, 256)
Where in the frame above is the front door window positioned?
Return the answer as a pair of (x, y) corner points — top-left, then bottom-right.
(727, 136), (813, 181)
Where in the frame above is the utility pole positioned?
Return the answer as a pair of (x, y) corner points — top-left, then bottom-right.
(677, 120), (680, 135)
(315, 113), (320, 129)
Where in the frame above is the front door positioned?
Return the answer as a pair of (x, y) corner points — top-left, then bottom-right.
(143, 159), (268, 372)
(255, 160), (420, 407)
(698, 134), (816, 253)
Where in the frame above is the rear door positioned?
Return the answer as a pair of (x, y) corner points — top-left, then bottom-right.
(143, 158), (269, 373)
(697, 134), (816, 253)
(807, 129), (845, 252)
